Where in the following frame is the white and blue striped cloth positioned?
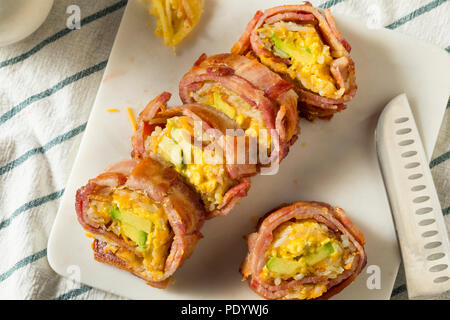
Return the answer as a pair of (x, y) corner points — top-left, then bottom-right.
(0, 0), (448, 300)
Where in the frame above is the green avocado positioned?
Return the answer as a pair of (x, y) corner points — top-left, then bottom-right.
(109, 206), (151, 248)
(212, 92), (236, 120)
(266, 242), (336, 275)
(304, 242), (335, 266)
(266, 257), (299, 275)
(158, 136), (183, 166)
(109, 205), (122, 221)
(121, 223), (148, 248)
(271, 34), (314, 65)
(171, 127), (191, 165)
(109, 206), (152, 234)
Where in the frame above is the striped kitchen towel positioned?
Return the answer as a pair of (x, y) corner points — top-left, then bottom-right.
(0, 0), (448, 300)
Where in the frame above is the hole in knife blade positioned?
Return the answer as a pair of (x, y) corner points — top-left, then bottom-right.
(433, 276), (449, 284)
(414, 196), (430, 203)
(399, 140), (414, 146)
(412, 185), (426, 192)
(396, 128), (412, 135)
(425, 241), (442, 249)
(427, 253), (445, 261)
(402, 151), (417, 158)
(405, 162), (420, 169)
(409, 173), (423, 180)
(429, 264), (448, 272)
(422, 230), (438, 238)
(416, 207), (432, 215)
(395, 117), (409, 124)
(419, 219), (435, 226)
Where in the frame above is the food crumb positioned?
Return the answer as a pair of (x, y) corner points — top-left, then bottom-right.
(301, 142), (307, 147)
(106, 108), (119, 112)
(293, 179), (299, 185)
(251, 216), (259, 223)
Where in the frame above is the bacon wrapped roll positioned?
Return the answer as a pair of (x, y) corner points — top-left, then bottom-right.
(132, 92), (252, 218)
(179, 53), (299, 162)
(75, 158), (206, 288)
(241, 201), (367, 300)
(232, 3), (357, 120)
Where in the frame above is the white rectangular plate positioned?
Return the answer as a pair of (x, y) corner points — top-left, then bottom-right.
(48, 0), (450, 300)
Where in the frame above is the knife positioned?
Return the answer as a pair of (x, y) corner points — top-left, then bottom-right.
(375, 93), (450, 299)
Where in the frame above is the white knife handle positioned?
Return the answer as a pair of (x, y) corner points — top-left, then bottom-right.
(376, 94), (450, 299)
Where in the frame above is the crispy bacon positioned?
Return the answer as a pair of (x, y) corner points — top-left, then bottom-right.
(179, 53), (299, 162)
(131, 95), (253, 218)
(210, 179), (251, 219)
(92, 239), (171, 288)
(75, 158), (206, 287)
(232, 4), (357, 120)
(131, 93), (172, 159)
(240, 201), (367, 300)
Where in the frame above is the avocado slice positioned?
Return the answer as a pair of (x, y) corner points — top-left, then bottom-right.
(266, 257), (299, 275)
(212, 92), (236, 120)
(171, 127), (192, 165)
(109, 205), (122, 221)
(266, 242), (336, 274)
(271, 34), (314, 65)
(109, 206), (153, 234)
(121, 222), (148, 248)
(158, 136), (183, 166)
(304, 242), (335, 266)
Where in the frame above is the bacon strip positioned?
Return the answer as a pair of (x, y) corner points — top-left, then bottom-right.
(131, 92), (172, 159)
(231, 4), (357, 120)
(179, 53), (299, 161)
(131, 94), (253, 218)
(92, 239), (171, 289)
(241, 201), (367, 300)
(75, 158), (206, 288)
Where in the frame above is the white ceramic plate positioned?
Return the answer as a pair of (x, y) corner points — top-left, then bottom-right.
(47, 0), (450, 300)
(0, 0), (54, 47)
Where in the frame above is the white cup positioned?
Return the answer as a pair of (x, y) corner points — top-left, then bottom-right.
(0, 0), (54, 47)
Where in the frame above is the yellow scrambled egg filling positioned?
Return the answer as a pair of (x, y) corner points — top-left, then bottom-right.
(191, 82), (271, 150)
(112, 189), (173, 272)
(194, 83), (266, 137)
(89, 189), (173, 278)
(258, 22), (344, 99)
(261, 220), (353, 300)
(149, 116), (234, 211)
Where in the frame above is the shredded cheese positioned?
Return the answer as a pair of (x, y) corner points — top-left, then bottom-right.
(85, 232), (95, 239)
(142, 0), (204, 52)
(106, 108), (119, 112)
(127, 107), (137, 133)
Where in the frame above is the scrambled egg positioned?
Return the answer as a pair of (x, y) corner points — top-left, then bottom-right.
(148, 116), (234, 211)
(191, 82), (271, 150)
(90, 189), (173, 277)
(112, 189), (173, 272)
(261, 220), (352, 300)
(258, 22), (344, 99)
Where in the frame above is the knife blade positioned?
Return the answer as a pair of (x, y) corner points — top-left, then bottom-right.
(375, 93), (450, 299)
